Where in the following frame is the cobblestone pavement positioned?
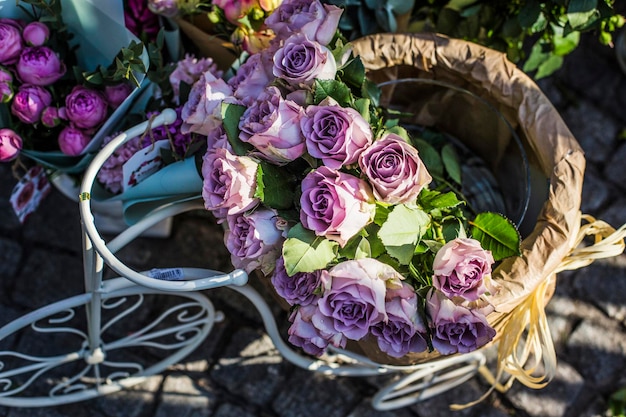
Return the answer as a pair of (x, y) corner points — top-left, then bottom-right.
(1, 29), (626, 417)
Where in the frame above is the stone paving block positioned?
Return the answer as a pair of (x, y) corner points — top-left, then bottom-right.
(505, 360), (584, 417)
(210, 327), (286, 407)
(13, 249), (84, 310)
(345, 400), (417, 417)
(604, 143), (626, 194)
(154, 374), (215, 417)
(211, 403), (259, 417)
(560, 101), (619, 164)
(566, 320), (626, 387)
(6, 405), (106, 417)
(271, 369), (359, 417)
(580, 166), (612, 215)
(94, 375), (163, 417)
(598, 198), (626, 234)
(0, 237), (22, 281)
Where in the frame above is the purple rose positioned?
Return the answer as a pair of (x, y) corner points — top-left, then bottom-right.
(370, 283), (428, 358)
(225, 209), (285, 274)
(265, 0), (342, 45)
(104, 83), (133, 109)
(181, 71), (233, 136)
(11, 84), (51, 124)
(271, 256), (322, 306)
(0, 128), (23, 162)
(58, 126), (91, 156)
(312, 259), (394, 341)
(205, 125), (233, 154)
(301, 97), (372, 169)
(229, 52), (274, 106)
(239, 86), (305, 164)
(288, 304), (332, 356)
(426, 289), (496, 355)
(169, 54), (221, 104)
(0, 81), (13, 103)
(65, 86), (108, 130)
(0, 19), (23, 65)
(201, 147), (259, 219)
(22, 22), (49, 46)
(147, 0), (180, 17)
(433, 238), (494, 302)
(300, 166), (375, 246)
(359, 133), (433, 204)
(16, 46), (66, 86)
(273, 34), (337, 86)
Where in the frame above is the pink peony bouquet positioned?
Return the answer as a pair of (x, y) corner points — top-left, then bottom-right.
(179, 0), (522, 359)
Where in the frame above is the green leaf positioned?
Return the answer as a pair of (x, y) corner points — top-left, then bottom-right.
(535, 54), (564, 79)
(419, 190), (463, 211)
(518, 0), (541, 28)
(314, 79), (352, 107)
(220, 102), (250, 156)
(553, 31), (580, 56)
(283, 224), (339, 276)
(441, 143), (462, 184)
(378, 205), (431, 265)
(340, 236), (372, 260)
(567, 0), (598, 29)
(413, 138), (444, 177)
(445, 0), (479, 12)
(354, 98), (371, 123)
(255, 162), (294, 210)
(470, 212), (521, 261)
(340, 57), (366, 89)
(523, 40), (550, 72)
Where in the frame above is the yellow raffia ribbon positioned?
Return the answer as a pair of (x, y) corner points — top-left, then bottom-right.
(451, 214), (626, 410)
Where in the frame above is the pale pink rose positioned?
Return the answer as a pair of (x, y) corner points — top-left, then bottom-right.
(299, 166), (375, 246)
(181, 71), (233, 136)
(224, 209), (285, 274)
(359, 133), (432, 204)
(265, 0), (342, 45)
(22, 22), (49, 46)
(228, 52), (274, 106)
(0, 128), (23, 162)
(239, 86), (305, 164)
(201, 147), (259, 219)
(433, 238), (494, 302)
(288, 304), (332, 356)
(426, 289), (496, 355)
(301, 97), (372, 169)
(273, 34), (337, 86)
(58, 126), (91, 156)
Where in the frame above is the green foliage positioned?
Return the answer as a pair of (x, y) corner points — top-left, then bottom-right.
(470, 212), (521, 261)
(608, 385), (626, 417)
(283, 224), (339, 276)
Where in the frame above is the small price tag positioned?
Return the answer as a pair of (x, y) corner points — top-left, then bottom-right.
(148, 268), (185, 281)
(122, 140), (169, 192)
(10, 165), (52, 223)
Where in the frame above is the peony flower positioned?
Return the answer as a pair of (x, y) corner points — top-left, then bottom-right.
(41, 106), (64, 128)
(271, 256), (322, 306)
(58, 126), (91, 156)
(64, 85), (109, 130)
(299, 166), (375, 246)
(0, 128), (23, 162)
(301, 97), (372, 169)
(22, 22), (50, 46)
(97, 133), (143, 194)
(16, 46), (66, 86)
(104, 83), (133, 109)
(11, 84), (52, 124)
(359, 133), (432, 204)
(288, 304), (332, 356)
(370, 283), (428, 358)
(0, 19), (23, 65)
(312, 258), (393, 341)
(124, 0), (161, 41)
(147, 0), (180, 18)
(169, 54), (222, 104)
(272, 34), (337, 86)
(228, 51), (274, 106)
(201, 147), (259, 219)
(265, 0), (342, 45)
(224, 209), (285, 274)
(239, 86), (305, 164)
(432, 238), (494, 302)
(426, 289), (496, 355)
(181, 71), (233, 136)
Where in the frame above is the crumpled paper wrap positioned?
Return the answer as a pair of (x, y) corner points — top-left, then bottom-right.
(349, 33), (625, 393)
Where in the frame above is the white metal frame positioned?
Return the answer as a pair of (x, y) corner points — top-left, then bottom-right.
(0, 109), (486, 410)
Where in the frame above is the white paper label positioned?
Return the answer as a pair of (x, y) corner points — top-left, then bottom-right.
(122, 140), (169, 192)
(148, 268), (185, 281)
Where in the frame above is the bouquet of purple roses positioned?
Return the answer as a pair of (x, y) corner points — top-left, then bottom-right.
(0, 0), (148, 222)
(178, 0), (521, 360)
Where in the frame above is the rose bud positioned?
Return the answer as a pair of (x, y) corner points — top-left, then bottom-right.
(0, 80), (13, 103)
(65, 85), (108, 130)
(0, 19), (23, 65)
(0, 128), (23, 162)
(104, 82), (133, 109)
(22, 22), (50, 46)
(58, 126), (91, 156)
(147, 0), (180, 18)
(213, 0), (256, 25)
(41, 106), (63, 128)
(11, 84), (52, 124)
(16, 46), (66, 86)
